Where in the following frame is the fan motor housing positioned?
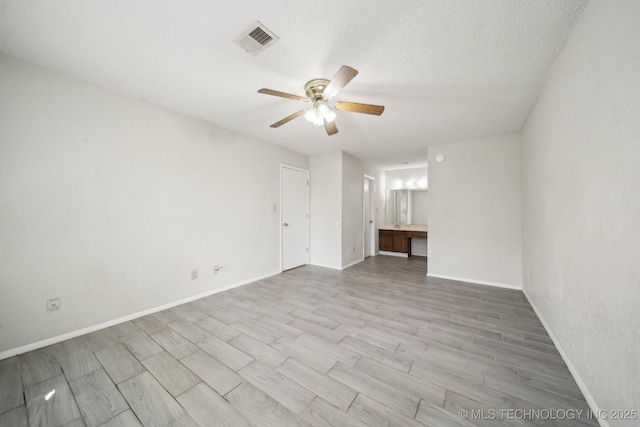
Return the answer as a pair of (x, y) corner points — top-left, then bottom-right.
(305, 79), (331, 100)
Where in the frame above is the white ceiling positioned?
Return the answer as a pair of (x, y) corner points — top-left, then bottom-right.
(0, 0), (586, 169)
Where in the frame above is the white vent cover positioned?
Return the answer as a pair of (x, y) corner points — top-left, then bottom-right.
(233, 21), (279, 56)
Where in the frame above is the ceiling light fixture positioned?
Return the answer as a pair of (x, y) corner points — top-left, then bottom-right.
(304, 100), (336, 126)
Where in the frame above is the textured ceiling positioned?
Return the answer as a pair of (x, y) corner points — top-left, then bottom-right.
(0, 0), (587, 169)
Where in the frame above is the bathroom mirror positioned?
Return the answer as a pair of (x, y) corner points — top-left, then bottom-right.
(385, 189), (427, 225)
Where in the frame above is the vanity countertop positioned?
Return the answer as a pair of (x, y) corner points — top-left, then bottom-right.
(379, 224), (427, 232)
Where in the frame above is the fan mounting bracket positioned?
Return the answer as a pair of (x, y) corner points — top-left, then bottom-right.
(305, 79), (331, 101)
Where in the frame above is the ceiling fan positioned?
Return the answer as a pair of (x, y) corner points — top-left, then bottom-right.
(258, 65), (385, 136)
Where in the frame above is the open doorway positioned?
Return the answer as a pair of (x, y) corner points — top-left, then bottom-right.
(363, 175), (376, 258)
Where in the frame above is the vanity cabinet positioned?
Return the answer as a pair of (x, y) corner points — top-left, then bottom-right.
(379, 230), (393, 251)
(379, 229), (408, 252)
(379, 229), (427, 255)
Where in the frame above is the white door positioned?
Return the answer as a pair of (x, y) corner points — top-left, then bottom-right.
(364, 177), (374, 258)
(282, 166), (309, 271)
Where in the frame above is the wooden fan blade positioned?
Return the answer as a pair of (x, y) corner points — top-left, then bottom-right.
(258, 88), (310, 103)
(270, 110), (305, 128)
(334, 101), (385, 116)
(323, 66), (358, 99)
(324, 119), (338, 136)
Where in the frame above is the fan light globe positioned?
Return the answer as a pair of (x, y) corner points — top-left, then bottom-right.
(305, 101), (336, 126)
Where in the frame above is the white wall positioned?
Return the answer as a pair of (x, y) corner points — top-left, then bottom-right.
(0, 55), (308, 355)
(341, 152), (376, 268)
(385, 167), (428, 190)
(309, 151), (377, 269)
(410, 190), (428, 225)
(309, 152), (342, 269)
(520, 0), (640, 420)
(427, 134), (522, 288)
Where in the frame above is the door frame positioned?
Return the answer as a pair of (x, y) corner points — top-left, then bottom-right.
(280, 164), (310, 272)
(362, 175), (376, 258)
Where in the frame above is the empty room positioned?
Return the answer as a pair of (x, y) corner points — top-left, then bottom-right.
(1, 1), (638, 426)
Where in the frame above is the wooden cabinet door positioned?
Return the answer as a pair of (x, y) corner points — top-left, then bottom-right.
(392, 231), (407, 253)
(379, 230), (393, 251)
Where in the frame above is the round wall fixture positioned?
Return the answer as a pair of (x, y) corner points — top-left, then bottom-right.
(435, 154), (445, 163)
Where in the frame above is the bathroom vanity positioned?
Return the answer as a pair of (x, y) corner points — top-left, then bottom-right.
(379, 225), (427, 256)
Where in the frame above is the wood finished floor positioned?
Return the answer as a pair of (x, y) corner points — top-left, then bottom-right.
(0, 256), (598, 427)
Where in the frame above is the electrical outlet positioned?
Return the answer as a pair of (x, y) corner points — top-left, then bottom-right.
(47, 298), (61, 312)
(352, 246), (356, 253)
(529, 273), (533, 283)
(191, 269), (198, 280)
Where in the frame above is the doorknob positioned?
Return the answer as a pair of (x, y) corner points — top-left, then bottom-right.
(369, 220), (374, 223)
(283, 223), (289, 227)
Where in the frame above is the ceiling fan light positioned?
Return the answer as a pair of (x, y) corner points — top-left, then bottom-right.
(304, 108), (317, 122)
(317, 103), (329, 116)
(325, 109), (337, 123)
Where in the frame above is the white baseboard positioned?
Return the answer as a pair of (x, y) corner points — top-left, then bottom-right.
(379, 251), (408, 258)
(342, 258), (364, 270)
(426, 273), (522, 290)
(0, 270), (280, 361)
(308, 262), (342, 270)
(521, 289), (608, 427)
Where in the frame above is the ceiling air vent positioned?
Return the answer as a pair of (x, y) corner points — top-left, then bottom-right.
(233, 21), (279, 56)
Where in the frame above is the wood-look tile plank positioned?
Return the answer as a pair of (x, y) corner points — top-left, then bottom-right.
(294, 333), (361, 367)
(238, 360), (315, 414)
(151, 308), (182, 324)
(176, 382), (254, 427)
(197, 335), (253, 371)
(167, 319), (211, 344)
(194, 316), (241, 342)
(300, 397), (368, 427)
(517, 368), (586, 401)
(0, 357), (24, 414)
(69, 369), (128, 427)
(483, 372), (591, 413)
(140, 351), (201, 397)
(150, 329), (199, 360)
(63, 417), (86, 426)
(170, 304), (208, 323)
(276, 358), (357, 411)
(20, 345), (62, 387)
(95, 410), (141, 427)
(270, 337), (337, 373)
(409, 361), (515, 409)
(328, 362), (419, 418)
(339, 335), (411, 372)
(58, 340), (102, 381)
(180, 350), (243, 396)
(123, 335), (164, 360)
(288, 318), (346, 344)
(229, 334), (287, 368)
(132, 315), (167, 335)
(291, 309), (340, 329)
(347, 393), (423, 427)
(473, 335), (566, 367)
(354, 356), (446, 407)
(24, 374), (81, 427)
(405, 343), (519, 382)
(106, 322), (144, 342)
(257, 316), (304, 340)
(337, 324), (401, 352)
(117, 371), (185, 426)
(94, 344), (145, 384)
(229, 320), (278, 345)
(0, 406), (28, 427)
(225, 382), (312, 427)
(415, 399), (478, 427)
